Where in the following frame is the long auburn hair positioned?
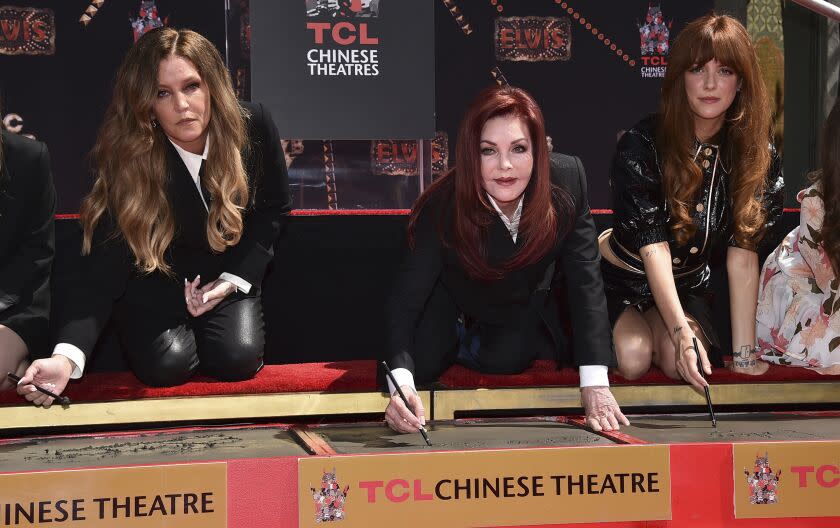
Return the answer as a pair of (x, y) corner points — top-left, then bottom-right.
(81, 27), (249, 274)
(408, 85), (572, 281)
(816, 99), (840, 276)
(658, 13), (771, 248)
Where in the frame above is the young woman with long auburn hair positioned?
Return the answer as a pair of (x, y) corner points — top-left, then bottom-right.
(756, 99), (840, 373)
(600, 14), (784, 390)
(17, 28), (290, 405)
(385, 85), (628, 433)
(0, 117), (56, 392)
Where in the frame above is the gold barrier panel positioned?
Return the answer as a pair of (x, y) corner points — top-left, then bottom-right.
(734, 441), (840, 518)
(0, 391), (430, 432)
(432, 382), (840, 420)
(0, 463), (226, 527)
(300, 444), (671, 527)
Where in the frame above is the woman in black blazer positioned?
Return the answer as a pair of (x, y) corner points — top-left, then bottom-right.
(0, 128), (55, 391)
(18, 28), (290, 405)
(385, 85), (627, 433)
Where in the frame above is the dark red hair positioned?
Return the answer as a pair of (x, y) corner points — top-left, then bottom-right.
(408, 85), (572, 280)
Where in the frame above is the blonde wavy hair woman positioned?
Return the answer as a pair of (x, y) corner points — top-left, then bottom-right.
(82, 28), (249, 274)
(18, 28), (291, 405)
(599, 14), (784, 390)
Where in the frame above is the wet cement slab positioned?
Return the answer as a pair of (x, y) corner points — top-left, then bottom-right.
(0, 426), (307, 473)
(308, 420), (615, 454)
(620, 413), (840, 444)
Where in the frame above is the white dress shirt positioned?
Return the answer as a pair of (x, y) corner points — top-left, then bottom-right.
(387, 193), (609, 395)
(52, 136), (252, 378)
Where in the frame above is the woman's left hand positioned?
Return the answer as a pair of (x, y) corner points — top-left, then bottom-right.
(581, 386), (630, 432)
(184, 276), (236, 317)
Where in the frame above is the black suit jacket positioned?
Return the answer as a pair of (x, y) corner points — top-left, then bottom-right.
(387, 153), (613, 375)
(57, 102), (291, 359)
(0, 130), (56, 353)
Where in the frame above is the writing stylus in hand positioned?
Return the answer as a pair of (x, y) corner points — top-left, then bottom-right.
(381, 361), (432, 446)
(7, 373), (71, 406)
(693, 338), (716, 428)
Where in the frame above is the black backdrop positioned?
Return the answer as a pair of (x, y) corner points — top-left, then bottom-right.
(1, 0), (717, 212)
(0, 0), (228, 213)
(433, 0), (713, 208)
(7, 1), (800, 371)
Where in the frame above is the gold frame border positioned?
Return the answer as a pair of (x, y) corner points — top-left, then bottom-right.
(0, 391), (431, 432)
(1, 382), (837, 430)
(432, 382), (840, 419)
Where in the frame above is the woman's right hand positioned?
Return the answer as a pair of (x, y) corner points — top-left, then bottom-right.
(16, 356), (74, 408)
(672, 326), (711, 390)
(385, 385), (426, 433)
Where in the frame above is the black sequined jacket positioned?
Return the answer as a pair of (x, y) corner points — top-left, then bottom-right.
(602, 115), (784, 301)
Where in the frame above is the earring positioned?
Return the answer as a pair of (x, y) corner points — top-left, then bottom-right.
(151, 119), (158, 128)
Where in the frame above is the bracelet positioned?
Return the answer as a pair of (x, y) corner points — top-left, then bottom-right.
(733, 345), (758, 369)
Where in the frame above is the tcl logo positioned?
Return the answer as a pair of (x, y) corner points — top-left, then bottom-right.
(359, 480), (433, 503)
(306, 22), (378, 45)
(791, 465), (840, 488)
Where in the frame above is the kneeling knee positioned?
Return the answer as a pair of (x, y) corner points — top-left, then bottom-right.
(133, 332), (198, 387)
(614, 340), (652, 380)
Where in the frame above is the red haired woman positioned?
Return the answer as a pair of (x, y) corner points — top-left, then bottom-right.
(601, 14), (784, 389)
(385, 85), (627, 433)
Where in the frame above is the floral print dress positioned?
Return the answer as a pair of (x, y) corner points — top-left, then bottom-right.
(756, 183), (840, 367)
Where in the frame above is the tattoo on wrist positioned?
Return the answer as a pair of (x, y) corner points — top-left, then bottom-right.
(643, 248), (657, 258)
(672, 325), (684, 336)
(733, 345), (757, 369)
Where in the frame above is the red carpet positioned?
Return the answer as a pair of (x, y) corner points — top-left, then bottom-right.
(0, 361), (378, 405)
(438, 360), (840, 388)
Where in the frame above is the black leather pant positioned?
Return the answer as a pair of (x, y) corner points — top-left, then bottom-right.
(118, 294), (265, 387)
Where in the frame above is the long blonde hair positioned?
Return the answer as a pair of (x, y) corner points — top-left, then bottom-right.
(658, 14), (772, 249)
(81, 27), (249, 274)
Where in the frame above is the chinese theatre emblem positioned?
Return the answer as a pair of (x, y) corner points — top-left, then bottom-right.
(311, 468), (350, 522)
(130, 1), (166, 42)
(639, 4), (671, 56)
(638, 4), (671, 78)
(745, 453), (781, 504)
(306, 0), (381, 19)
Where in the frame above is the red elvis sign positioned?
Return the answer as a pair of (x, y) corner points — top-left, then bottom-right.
(0, 6), (54, 56)
(371, 133), (449, 177)
(495, 16), (571, 62)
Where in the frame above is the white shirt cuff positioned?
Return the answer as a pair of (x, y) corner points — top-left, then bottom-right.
(219, 272), (252, 294)
(579, 365), (609, 388)
(386, 368), (416, 396)
(52, 343), (85, 379)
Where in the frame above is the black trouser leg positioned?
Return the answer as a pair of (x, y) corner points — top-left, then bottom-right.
(474, 324), (538, 374)
(194, 294), (265, 382)
(411, 280), (459, 384)
(120, 322), (199, 387)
